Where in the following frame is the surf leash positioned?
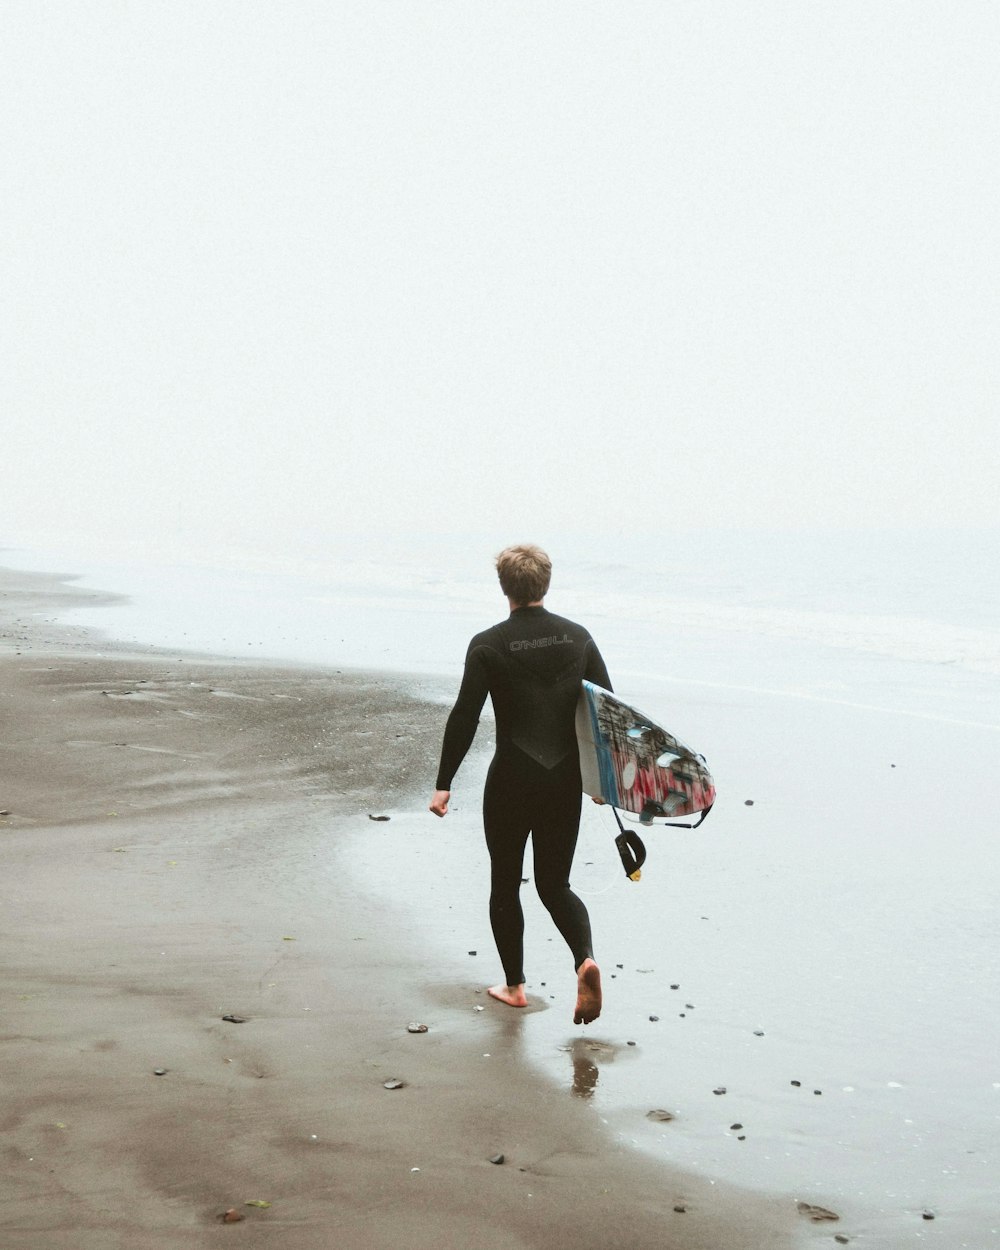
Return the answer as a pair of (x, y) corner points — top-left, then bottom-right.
(610, 805), (647, 881)
(639, 800), (714, 829)
(609, 801), (715, 880)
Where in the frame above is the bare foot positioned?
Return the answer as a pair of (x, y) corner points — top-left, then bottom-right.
(574, 959), (602, 1025)
(487, 983), (528, 1008)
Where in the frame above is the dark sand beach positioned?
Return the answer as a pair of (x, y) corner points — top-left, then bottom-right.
(1, 566), (799, 1249)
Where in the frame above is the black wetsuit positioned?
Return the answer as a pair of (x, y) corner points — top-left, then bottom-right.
(436, 605), (612, 986)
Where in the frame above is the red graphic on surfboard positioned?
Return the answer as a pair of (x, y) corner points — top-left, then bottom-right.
(576, 681), (716, 825)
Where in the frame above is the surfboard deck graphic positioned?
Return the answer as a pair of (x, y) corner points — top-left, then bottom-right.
(576, 681), (716, 825)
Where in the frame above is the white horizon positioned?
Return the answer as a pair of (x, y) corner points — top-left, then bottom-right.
(2, 2), (998, 554)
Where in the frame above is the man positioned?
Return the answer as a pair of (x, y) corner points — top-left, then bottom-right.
(429, 544), (612, 1025)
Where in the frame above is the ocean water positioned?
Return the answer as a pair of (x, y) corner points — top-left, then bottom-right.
(5, 528), (1000, 1245)
(4, 526), (998, 727)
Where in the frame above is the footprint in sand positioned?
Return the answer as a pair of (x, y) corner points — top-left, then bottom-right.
(796, 1202), (840, 1223)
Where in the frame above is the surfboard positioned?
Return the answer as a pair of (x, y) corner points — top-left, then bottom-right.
(576, 680), (716, 826)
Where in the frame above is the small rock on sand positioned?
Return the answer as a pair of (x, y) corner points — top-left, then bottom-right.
(713, 1086), (727, 1095)
(646, 1109), (675, 1122)
(835, 1237), (850, 1245)
(489, 1153), (505, 1165)
(222, 1014), (248, 1024)
(383, 1078), (405, 1090)
(649, 1015), (660, 1022)
(368, 814), (390, 821)
(922, 1211), (936, 1221)
(407, 1023), (429, 1034)
(222, 1208), (244, 1223)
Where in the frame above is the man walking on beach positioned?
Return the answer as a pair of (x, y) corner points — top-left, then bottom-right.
(429, 544), (612, 1025)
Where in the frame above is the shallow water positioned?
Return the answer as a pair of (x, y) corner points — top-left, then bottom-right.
(339, 676), (1000, 1249)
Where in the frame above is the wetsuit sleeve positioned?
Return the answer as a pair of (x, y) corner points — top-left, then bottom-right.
(584, 637), (612, 692)
(435, 644), (491, 790)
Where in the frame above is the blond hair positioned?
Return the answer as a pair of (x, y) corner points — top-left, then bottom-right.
(495, 544), (552, 606)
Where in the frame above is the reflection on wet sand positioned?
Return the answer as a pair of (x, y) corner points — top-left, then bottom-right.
(572, 1049), (600, 1099)
(567, 1037), (620, 1099)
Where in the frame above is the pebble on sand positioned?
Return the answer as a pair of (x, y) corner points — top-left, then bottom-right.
(153, 1068), (167, 1076)
(368, 814), (390, 821)
(221, 1014), (248, 1024)
(835, 1237), (850, 1245)
(646, 1109), (675, 1122)
(744, 799), (754, 805)
(713, 1086), (727, 1095)
(407, 1023), (429, 1033)
(489, 1153), (505, 1165)
(922, 1211), (936, 1221)
(649, 1015), (660, 1022)
(383, 1078), (405, 1090)
(221, 1209), (244, 1223)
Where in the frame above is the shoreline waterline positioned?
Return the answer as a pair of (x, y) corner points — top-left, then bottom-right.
(4, 533), (998, 732)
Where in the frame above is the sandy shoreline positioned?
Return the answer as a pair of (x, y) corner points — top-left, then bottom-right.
(1, 566), (798, 1249)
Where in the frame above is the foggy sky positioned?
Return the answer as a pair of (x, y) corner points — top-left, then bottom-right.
(2, 1), (998, 558)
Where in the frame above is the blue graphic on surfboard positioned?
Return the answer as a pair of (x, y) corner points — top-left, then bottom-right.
(576, 681), (716, 825)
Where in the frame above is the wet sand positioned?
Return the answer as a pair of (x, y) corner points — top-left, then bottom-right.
(1, 566), (798, 1250)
